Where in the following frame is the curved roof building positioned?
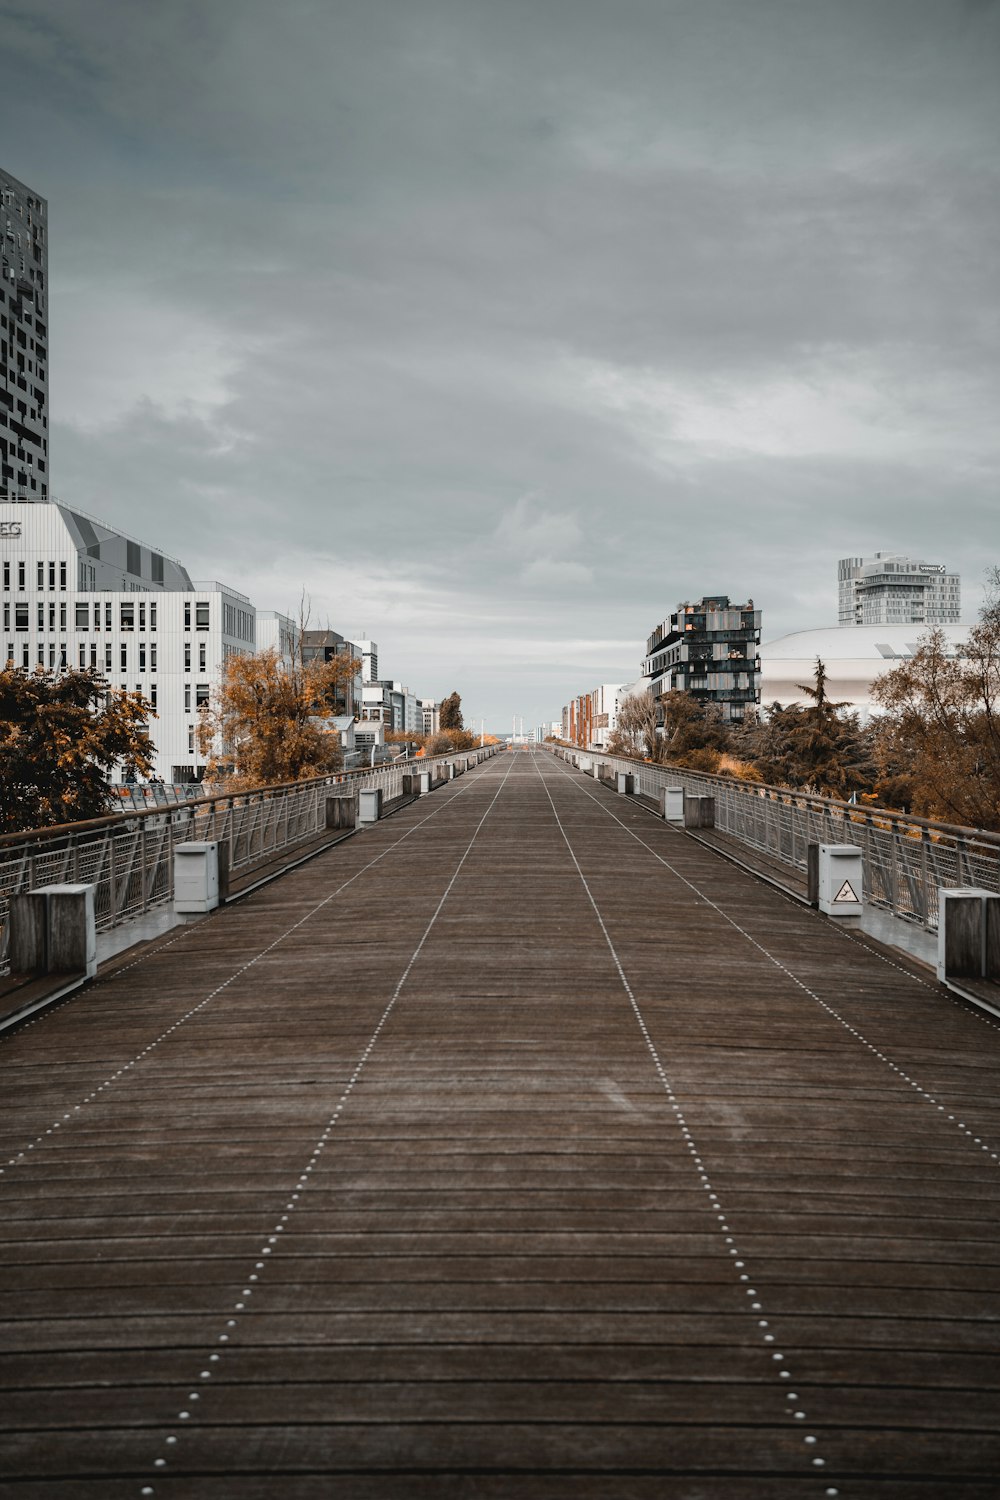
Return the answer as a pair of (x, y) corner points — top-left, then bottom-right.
(760, 625), (970, 718)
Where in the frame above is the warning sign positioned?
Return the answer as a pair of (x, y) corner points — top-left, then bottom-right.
(834, 880), (860, 904)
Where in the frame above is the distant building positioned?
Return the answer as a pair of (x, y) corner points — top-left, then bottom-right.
(1, 167), (48, 500)
(418, 697), (440, 735)
(2, 497), (255, 782)
(761, 624), (969, 721)
(301, 628), (360, 716)
(838, 553), (960, 627)
(257, 611), (299, 671)
(644, 596), (761, 722)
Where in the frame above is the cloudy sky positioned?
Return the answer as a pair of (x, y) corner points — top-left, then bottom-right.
(4, 0), (998, 729)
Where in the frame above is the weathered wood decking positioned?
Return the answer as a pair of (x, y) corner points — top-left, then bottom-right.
(2, 750), (999, 1498)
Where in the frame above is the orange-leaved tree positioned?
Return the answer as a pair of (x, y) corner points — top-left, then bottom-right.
(198, 646), (360, 788)
(0, 666), (154, 833)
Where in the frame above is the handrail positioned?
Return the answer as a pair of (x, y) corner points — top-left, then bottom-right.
(0, 748), (468, 849)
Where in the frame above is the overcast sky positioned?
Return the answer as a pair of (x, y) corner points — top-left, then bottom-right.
(4, 0), (998, 729)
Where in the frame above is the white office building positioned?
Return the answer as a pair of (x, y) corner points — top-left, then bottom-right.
(838, 553), (961, 627)
(2, 497), (256, 783)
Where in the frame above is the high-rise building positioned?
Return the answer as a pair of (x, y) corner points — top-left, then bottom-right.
(838, 553), (960, 627)
(1, 168), (48, 500)
(644, 595), (761, 722)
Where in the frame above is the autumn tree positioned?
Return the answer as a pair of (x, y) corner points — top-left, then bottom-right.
(439, 692), (464, 731)
(871, 584), (1000, 829)
(0, 667), (154, 834)
(607, 691), (666, 763)
(198, 646), (361, 788)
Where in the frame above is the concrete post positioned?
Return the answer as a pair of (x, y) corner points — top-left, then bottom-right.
(684, 795), (715, 829)
(359, 788), (383, 824)
(937, 888), (1000, 983)
(326, 794), (357, 830)
(661, 787), (685, 822)
(419, 770), (432, 795)
(401, 773), (420, 796)
(10, 884), (97, 978)
(616, 772), (634, 795)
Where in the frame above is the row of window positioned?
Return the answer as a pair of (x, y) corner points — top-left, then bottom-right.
(3, 559), (66, 590)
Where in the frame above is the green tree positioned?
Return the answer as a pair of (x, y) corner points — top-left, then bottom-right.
(0, 667), (154, 834)
(752, 661), (874, 798)
(439, 691), (464, 731)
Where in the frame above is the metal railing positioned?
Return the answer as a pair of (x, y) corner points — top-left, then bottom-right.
(548, 744), (1000, 933)
(0, 747), (496, 977)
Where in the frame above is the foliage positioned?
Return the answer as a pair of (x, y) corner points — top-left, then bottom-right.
(607, 691), (666, 762)
(871, 585), (1000, 829)
(198, 646), (360, 788)
(439, 691), (464, 731)
(739, 661), (875, 798)
(660, 691), (730, 763)
(424, 726), (478, 754)
(0, 667), (154, 834)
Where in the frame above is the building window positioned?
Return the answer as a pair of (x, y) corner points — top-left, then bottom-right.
(37, 644), (45, 666)
(17, 561), (25, 589)
(14, 601), (28, 630)
(184, 642), (191, 671)
(150, 643), (157, 670)
(48, 643), (55, 669)
(184, 601), (191, 629)
(105, 602), (112, 630)
(75, 602), (89, 629)
(198, 643), (206, 672)
(22, 644), (29, 669)
(150, 602), (157, 630)
(184, 684), (191, 712)
(105, 644), (112, 672)
(3, 562), (9, 590)
(2, 603), (8, 630)
(48, 561), (55, 589)
(59, 643), (67, 668)
(195, 683), (210, 708)
(78, 643), (86, 669)
(196, 601), (210, 630)
(120, 644), (127, 671)
(139, 642), (146, 671)
(37, 602), (44, 630)
(188, 727), (195, 754)
(149, 683), (157, 709)
(60, 602), (66, 630)
(90, 643), (97, 669)
(139, 602), (146, 631)
(59, 561), (66, 590)
(120, 602), (134, 631)
(36, 560), (44, 588)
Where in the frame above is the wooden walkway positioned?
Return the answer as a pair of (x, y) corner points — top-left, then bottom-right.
(2, 749), (999, 1499)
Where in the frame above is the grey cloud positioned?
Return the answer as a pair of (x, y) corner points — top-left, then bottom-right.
(3, 0), (998, 724)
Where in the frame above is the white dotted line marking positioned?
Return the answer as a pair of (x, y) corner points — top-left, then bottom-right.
(532, 753), (829, 1482)
(1, 766), (493, 1179)
(137, 753), (515, 1491)
(550, 753), (1000, 1175)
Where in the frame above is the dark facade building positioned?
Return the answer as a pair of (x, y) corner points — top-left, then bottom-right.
(644, 595), (761, 722)
(1, 168), (48, 500)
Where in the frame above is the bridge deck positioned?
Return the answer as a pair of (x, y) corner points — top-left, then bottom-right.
(2, 750), (999, 1498)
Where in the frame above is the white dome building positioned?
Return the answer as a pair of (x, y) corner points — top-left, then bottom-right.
(759, 625), (970, 720)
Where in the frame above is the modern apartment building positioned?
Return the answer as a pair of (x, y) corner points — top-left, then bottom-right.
(838, 553), (960, 627)
(2, 497), (255, 782)
(644, 595), (761, 722)
(1, 168), (48, 501)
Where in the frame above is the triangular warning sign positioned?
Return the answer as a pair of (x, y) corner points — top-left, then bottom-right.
(834, 879), (860, 903)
